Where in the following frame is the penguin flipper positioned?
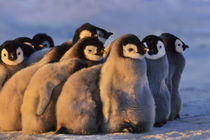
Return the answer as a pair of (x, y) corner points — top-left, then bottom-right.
(36, 59), (86, 115)
(0, 65), (8, 89)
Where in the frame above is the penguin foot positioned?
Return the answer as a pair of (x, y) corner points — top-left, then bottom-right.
(55, 127), (69, 134)
(154, 122), (163, 127)
(175, 114), (180, 120)
(121, 122), (144, 133)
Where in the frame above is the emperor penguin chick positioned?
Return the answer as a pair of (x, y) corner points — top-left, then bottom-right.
(26, 33), (55, 66)
(100, 34), (155, 133)
(56, 64), (103, 135)
(160, 33), (189, 120)
(0, 40), (26, 88)
(142, 35), (171, 127)
(72, 23), (113, 44)
(21, 37), (105, 134)
(0, 45), (68, 131)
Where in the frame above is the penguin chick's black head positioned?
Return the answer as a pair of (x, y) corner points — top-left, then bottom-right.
(32, 33), (54, 50)
(77, 37), (105, 62)
(119, 34), (148, 59)
(142, 35), (164, 55)
(160, 33), (189, 54)
(15, 37), (37, 57)
(0, 40), (25, 65)
(142, 35), (166, 60)
(72, 23), (113, 44)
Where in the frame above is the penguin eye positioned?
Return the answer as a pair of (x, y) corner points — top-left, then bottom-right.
(157, 41), (164, 50)
(128, 48), (134, 52)
(17, 51), (21, 55)
(85, 45), (97, 55)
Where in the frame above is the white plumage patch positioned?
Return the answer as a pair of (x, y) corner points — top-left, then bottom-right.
(79, 30), (92, 39)
(1, 47), (24, 65)
(96, 30), (106, 44)
(24, 42), (35, 48)
(175, 39), (184, 54)
(145, 41), (166, 60)
(84, 45), (103, 61)
(123, 44), (145, 60)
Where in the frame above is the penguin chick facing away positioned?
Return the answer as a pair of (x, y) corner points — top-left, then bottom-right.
(21, 37), (105, 134)
(26, 33), (55, 66)
(100, 34), (155, 133)
(142, 35), (171, 127)
(160, 33), (189, 121)
(0, 44), (68, 131)
(0, 40), (27, 89)
(15, 37), (37, 57)
(72, 23), (113, 44)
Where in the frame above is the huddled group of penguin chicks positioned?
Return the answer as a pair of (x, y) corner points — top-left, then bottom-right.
(0, 23), (189, 135)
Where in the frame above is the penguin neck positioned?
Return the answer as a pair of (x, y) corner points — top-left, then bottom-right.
(166, 50), (186, 68)
(3, 61), (25, 76)
(113, 57), (147, 83)
(146, 55), (168, 93)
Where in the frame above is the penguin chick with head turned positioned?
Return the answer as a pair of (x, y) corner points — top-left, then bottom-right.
(15, 37), (38, 58)
(21, 37), (105, 134)
(160, 33), (189, 121)
(26, 33), (55, 66)
(0, 40), (27, 88)
(100, 34), (155, 133)
(142, 35), (171, 127)
(32, 33), (54, 50)
(0, 44), (69, 131)
(72, 23), (113, 44)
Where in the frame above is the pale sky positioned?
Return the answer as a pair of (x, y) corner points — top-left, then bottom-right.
(0, 0), (210, 46)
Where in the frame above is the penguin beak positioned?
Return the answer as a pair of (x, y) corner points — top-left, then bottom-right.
(39, 44), (44, 48)
(9, 54), (17, 61)
(94, 34), (98, 37)
(108, 32), (113, 37)
(144, 48), (150, 52)
(183, 45), (189, 50)
(97, 50), (106, 56)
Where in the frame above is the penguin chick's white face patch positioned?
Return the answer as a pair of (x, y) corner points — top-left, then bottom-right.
(24, 42), (35, 48)
(84, 45), (103, 61)
(1, 47), (24, 65)
(96, 30), (106, 44)
(175, 39), (184, 54)
(123, 44), (145, 60)
(40, 41), (50, 48)
(145, 41), (166, 60)
(79, 30), (92, 39)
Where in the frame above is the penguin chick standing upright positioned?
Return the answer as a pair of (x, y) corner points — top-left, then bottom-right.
(26, 33), (55, 66)
(0, 40), (26, 88)
(21, 37), (105, 134)
(0, 44), (69, 131)
(72, 23), (113, 44)
(160, 33), (189, 120)
(100, 34), (155, 133)
(142, 35), (171, 127)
